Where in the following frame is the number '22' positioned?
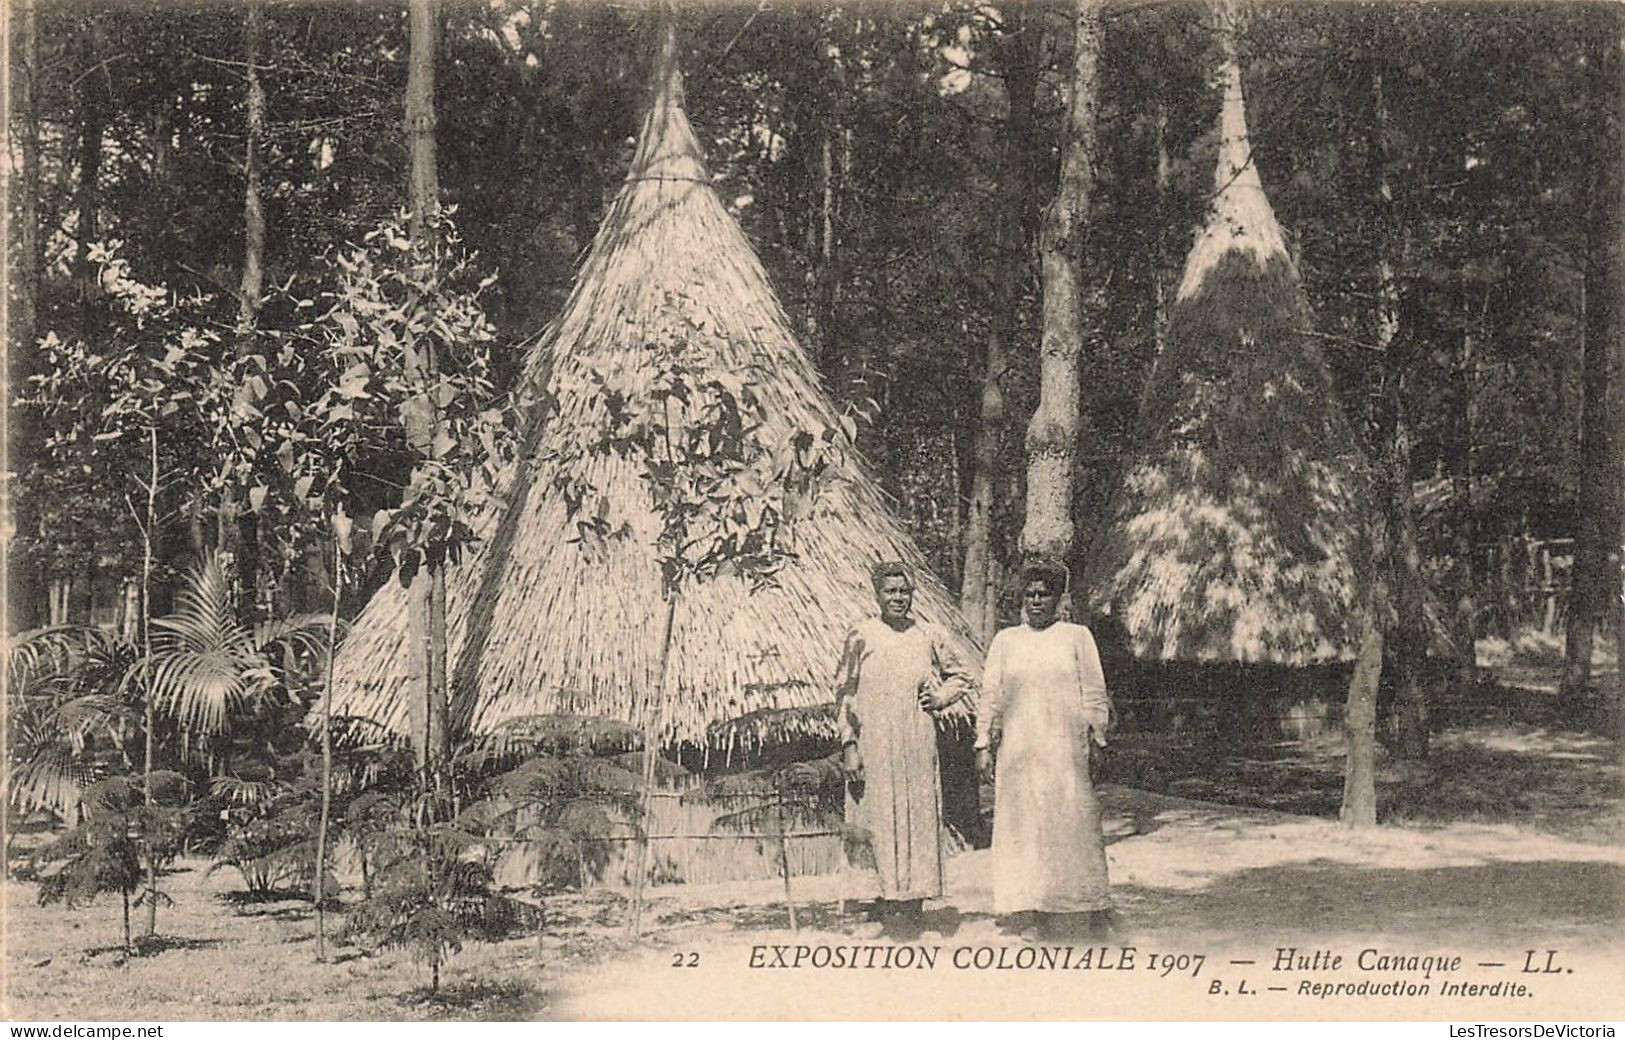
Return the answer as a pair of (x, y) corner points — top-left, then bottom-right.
(671, 952), (700, 968)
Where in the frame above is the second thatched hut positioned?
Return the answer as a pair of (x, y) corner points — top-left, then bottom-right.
(1084, 12), (1369, 747)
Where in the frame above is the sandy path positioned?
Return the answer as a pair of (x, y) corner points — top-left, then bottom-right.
(546, 788), (1625, 1021)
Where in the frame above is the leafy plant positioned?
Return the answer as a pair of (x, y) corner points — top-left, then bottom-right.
(339, 799), (538, 993)
(551, 295), (848, 934)
(208, 791), (323, 899)
(704, 753), (857, 931)
(458, 715), (646, 892)
(32, 773), (190, 955)
(332, 715), (642, 987)
(149, 553), (328, 766)
(297, 207), (512, 585)
(6, 627), (144, 820)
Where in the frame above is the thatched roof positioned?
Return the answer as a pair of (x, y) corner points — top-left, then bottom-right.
(330, 31), (979, 752)
(1083, 30), (1368, 666)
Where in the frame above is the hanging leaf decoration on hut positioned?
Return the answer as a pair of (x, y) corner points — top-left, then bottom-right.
(1084, 7), (1369, 666)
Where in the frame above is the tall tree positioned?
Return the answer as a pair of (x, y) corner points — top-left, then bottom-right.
(1023, 0), (1102, 579)
(405, 0), (452, 780)
(807, 6), (847, 377)
(10, 0), (43, 630)
(234, 1), (269, 624)
(1370, 28), (1431, 759)
(14, 0), (41, 358)
(961, 5), (1039, 642)
(1560, 11), (1622, 712)
(1605, 6), (1625, 768)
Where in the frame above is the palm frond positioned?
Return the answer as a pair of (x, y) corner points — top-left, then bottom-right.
(210, 774), (290, 808)
(251, 613), (334, 658)
(7, 744), (104, 815)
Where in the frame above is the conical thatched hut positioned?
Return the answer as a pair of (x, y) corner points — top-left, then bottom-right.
(1084, 19), (1367, 668)
(330, 32), (979, 756)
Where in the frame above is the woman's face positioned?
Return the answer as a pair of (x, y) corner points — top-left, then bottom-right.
(876, 575), (915, 624)
(1022, 579), (1061, 628)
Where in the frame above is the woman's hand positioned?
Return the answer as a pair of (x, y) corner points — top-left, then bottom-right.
(918, 682), (959, 712)
(842, 743), (863, 783)
(976, 748), (995, 784)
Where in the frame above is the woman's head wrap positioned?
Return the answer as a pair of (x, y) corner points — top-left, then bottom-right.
(1020, 558), (1069, 596)
(870, 560), (911, 592)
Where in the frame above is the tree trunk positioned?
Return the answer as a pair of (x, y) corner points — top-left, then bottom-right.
(1561, 22), (1621, 715)
(962, 6), (1038, 644)
(1607, 8), (1625, 774)
(961, 360), (1004, 641)
(314, 525), (341, 962)
(1562, 272), (1608, 709)
(1340, 612), (1383, 827)
(1449, 308), (1478, 683)
(1369, 51), (1429, 758)
(811, 9), (846, 382)
(235, 2), (269, 625)
(775, 783), (798, 932)
(75, 27), (106, 319)
(49, 577), (71, 626)
(1386, 368), (1431, 758)
(1023, 0), (1100, 585)
(118, 579), (140, 644)
(141, 426), (159, 938)
(16, 0), (41, 356)
(628, 591), (677, 938)
(1147, 98), (1170, 385)
(404, 0), (451, 783)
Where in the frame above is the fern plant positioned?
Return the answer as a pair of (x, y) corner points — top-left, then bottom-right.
(337, 715), (644, 991)
(338, 796), (537, 993)
(705, 753), (854, 931)
(208, 718), (406, 900)
(31, 773), (190, 954)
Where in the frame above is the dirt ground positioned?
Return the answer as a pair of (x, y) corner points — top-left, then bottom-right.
(4, 642), (1622, 1022)
(5, 782), (1621, 1022)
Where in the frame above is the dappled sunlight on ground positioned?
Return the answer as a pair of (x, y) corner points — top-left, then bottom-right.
(547, 790), (1622, 1021)
(6, 778), (1620, 1021)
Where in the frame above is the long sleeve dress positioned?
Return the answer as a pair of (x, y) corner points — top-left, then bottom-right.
(975, 621), (1113, 914)
(834, 617), (975, 901)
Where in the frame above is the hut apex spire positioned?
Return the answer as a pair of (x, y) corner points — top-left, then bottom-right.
(626, 19), (708, 184)
(1176, 15), (1289, 301)
(329, 3), (979, 751)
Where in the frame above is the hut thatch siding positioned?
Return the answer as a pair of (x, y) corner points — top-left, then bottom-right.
(493, 784), (844, 889)
(331, 43), (979, 751)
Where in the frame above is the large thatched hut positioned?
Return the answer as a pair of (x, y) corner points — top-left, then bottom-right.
(329, 32), (979, 764)
(1083, 17), (1368, 744)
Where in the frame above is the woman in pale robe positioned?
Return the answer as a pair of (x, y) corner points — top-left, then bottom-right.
(975, 560), (1113, 939)
(835, 560), (975, 938)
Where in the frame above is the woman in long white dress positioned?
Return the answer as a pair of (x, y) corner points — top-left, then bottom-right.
(835, 561), (975, 938)
(975, 561), (1113, 939)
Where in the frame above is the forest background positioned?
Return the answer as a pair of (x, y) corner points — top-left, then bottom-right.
(7, 0), (1623, 755)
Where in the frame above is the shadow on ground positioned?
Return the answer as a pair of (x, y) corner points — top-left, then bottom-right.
(400, 979), (548, 1020)
(1114, 858), (1623, 942)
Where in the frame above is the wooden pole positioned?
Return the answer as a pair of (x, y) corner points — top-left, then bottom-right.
(314, 522), (341, 961)
(141, 425), (159, 939)
(627, 592), (678, 936)
(775, 781), (798, 932)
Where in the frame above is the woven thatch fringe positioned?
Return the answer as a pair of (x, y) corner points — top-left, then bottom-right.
(330, 40), (978, 751)
(1084, 26), (1368, 666)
